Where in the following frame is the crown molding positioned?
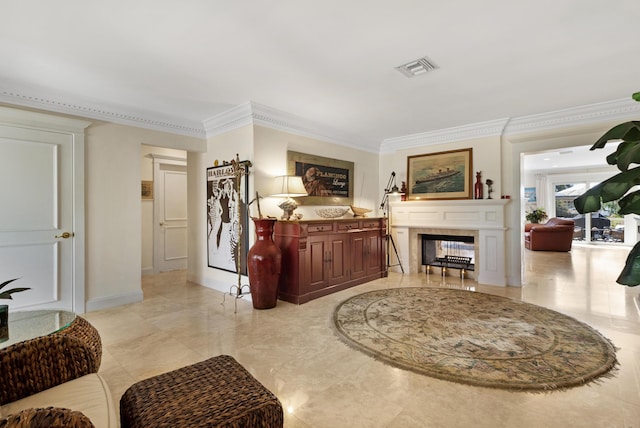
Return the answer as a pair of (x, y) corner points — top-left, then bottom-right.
(0, 87), (206, 138)
(503, 98), (640, 136)
(381, 98), (640, 153)
(202, 101), (254, 136)
(380, 118), (510, 152)
(204, 101), (379, 153)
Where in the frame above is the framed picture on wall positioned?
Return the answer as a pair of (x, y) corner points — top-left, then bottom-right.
(287, 150), (354, 206)
(407, 148), (473, 200)
(206, 161), (250, 275)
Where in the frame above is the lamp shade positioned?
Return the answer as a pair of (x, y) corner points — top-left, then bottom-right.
(271, 175), (308, 197)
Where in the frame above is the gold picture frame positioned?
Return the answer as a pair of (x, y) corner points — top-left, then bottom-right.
(287, 151), (354, 205)
(141, 180), (153, 200)
(407, 148), (473, 200)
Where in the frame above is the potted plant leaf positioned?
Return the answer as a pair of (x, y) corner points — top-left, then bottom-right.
(573, 92), (640, 285)
(526, 208), (548, 224)
(0, 278), (30, 341)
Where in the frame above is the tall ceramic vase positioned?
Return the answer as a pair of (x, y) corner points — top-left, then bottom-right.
(248, 218), (282, 309)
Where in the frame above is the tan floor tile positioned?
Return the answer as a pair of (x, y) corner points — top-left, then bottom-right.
(86, 244), (640, 428)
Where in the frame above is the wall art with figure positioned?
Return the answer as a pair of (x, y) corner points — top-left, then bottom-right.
(207, 162), (249, 275)
(287, 150), (354, 206)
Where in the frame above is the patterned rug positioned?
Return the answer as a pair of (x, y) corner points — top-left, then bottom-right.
(332, 287), (618, 392)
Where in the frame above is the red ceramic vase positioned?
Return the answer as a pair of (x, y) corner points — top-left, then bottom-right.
(248, 218), (282, 309)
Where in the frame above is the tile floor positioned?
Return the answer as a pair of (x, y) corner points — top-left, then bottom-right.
(84, 243), (640, 427)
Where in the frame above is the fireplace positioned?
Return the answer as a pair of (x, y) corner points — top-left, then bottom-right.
(389, 199), (509, 286)
(421, 234), (475, 274)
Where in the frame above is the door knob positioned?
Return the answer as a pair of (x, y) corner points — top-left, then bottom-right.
(55, 232), (74, 239)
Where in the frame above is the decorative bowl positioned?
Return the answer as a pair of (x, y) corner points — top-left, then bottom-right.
(350, 205), (372, 217)
(315, 207), (349, 219)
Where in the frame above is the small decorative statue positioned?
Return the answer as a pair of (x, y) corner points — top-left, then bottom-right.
(486, 179), (494, 199)
(474, 172), (483, 199)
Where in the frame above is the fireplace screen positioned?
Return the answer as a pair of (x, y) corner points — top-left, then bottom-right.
(421, 234), (475, 271)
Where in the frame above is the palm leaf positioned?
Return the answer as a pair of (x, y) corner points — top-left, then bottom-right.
(573, 167), (640, 213)
(617, 241), (640, 286)
(0, 278), (30, 299)
(591, 121), (640, 149)
(607, 140), (640, 171)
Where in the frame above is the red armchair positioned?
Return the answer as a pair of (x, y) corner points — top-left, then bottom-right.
(524, 218), (575, 251)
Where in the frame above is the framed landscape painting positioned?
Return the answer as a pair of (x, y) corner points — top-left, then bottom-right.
(407, 148), (472, 200)
(206, 161), (250, 275)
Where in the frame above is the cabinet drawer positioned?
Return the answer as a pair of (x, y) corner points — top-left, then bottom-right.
(361, 220), (382, 229)
(308, 223), (333, 233)
(337, 222), (360, 231)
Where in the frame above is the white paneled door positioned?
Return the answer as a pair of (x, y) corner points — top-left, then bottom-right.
(0, 108), (88, 313)
(153, 158), (187, 273)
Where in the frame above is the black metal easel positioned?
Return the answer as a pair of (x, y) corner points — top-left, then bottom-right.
(380, 171), (404, 273)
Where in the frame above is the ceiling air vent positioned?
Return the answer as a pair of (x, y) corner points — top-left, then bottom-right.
(395, 56), (439, 78)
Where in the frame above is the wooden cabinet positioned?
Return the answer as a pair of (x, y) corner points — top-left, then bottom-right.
(274, 218), (387, 304)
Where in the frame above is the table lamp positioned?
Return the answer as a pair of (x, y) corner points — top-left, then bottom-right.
(272, 175), (308, 220)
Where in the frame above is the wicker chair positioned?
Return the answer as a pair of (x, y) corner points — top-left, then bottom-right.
(0, 316), (102, 406)
(0, 407), (95, 428)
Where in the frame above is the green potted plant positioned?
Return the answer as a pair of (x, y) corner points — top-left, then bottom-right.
(526, 208), (548, 224)
(574, 92), (640, 285)
(1, 278), (30, 341)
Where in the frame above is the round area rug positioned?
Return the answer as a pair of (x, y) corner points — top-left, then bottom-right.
(332, 287), (618, 391)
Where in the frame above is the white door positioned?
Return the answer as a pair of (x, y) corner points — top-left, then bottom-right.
(0, 108), (88, 312)
(153, 159), (187, 272)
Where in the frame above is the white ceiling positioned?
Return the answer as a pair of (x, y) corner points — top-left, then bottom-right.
(522, 143), (619, 171)
(1, 1), (639, 151)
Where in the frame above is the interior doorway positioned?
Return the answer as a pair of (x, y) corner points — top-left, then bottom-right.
(141, 145), (187, 276)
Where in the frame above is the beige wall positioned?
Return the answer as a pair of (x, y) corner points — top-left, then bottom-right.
(502, 120), (625, 286)
(187, 124), (380, 294)
(85, 123), (203, 311)
(379, 135), (502, 201)
(5, 102), (634, 308)
(140, 144), (187, 276)
(252, 125), (381, 219)
(187, 125), (254, 292)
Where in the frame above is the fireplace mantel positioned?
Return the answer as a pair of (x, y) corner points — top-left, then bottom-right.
(389, 199), (510, 286)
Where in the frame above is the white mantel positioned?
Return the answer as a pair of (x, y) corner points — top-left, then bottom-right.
(389, 199), (510, 286)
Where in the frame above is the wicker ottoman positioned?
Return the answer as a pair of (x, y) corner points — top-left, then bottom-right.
(119, 355), (283, 428)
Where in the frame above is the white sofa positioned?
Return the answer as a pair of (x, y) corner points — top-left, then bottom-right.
(0, 373), (117, 427)
(0, 316), (116, 427)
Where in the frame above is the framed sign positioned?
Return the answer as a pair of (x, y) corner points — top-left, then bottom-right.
(287, 151), (354, 205)
(407, 148), (473, 200)
(206, 161), (250, 275)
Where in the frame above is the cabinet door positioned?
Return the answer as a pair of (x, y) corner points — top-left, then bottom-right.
(328, 235), (349, 285)
(366, 230), (384, 275)
(308, 235), (329, 291)
(350, 231), (367, 280)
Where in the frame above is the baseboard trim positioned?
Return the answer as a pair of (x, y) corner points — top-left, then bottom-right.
(86, 291), (144, 312)
(187, 273), (253, 302)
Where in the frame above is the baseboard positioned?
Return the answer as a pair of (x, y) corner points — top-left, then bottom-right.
(141, 267), (154, 276)
(187, 272), (253, 301)
(85, 291), (144, 312)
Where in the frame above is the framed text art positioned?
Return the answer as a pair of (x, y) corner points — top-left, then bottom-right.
(407, 148), (473, 200)
(206, 161), (250, 275)
(287, 150), (354, 205)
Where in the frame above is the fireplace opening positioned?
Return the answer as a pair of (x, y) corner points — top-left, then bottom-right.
(421, 234), (475, 272)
